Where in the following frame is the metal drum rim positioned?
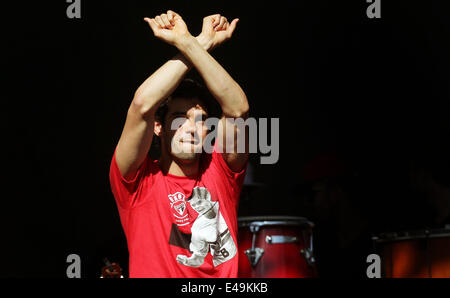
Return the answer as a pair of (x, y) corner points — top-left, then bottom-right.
(238, 216), (314, 228)
(372, 228), (450, 243)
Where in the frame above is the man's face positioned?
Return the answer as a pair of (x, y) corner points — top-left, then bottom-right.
(160, 97), (208, 161)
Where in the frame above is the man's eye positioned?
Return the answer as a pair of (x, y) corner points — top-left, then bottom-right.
(195, 115), (207, 122)
(171, 117), (187, 129)
(197, 118), (207, 125)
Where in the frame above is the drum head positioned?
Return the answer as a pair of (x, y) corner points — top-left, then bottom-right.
(238, 216), (314, 229)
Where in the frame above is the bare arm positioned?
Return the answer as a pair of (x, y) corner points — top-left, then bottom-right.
(174, 14), (250, 172)
(115, 53), (190, 180)
(115, 12), (215, 180)
(176, 16), (248, 117)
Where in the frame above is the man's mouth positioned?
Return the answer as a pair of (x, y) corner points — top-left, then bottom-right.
(181, 139), (199, 145)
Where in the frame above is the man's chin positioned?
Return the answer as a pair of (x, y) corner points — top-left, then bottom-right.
(171, 151), (201, 161)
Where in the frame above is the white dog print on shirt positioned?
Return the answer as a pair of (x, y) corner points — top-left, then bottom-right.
(176, 187), (237, 267)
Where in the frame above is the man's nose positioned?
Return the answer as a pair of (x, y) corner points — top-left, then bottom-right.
(184, 119), (197, 134)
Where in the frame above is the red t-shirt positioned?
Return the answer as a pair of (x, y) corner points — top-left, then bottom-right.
(109, 147), (247, 278)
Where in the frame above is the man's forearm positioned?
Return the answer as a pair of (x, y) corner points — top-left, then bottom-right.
(133, 37), (212, 117)
(175, 36), (249, 118)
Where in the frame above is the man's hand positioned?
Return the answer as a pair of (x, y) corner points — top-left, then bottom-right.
(197, 14), (239, 51)
(144, 10), (192, 46)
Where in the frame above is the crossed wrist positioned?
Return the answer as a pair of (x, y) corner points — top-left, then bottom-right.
(174, 34), (196, 50)
(196, 35), (214, 51)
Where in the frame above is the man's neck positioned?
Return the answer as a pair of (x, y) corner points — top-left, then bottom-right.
(159, 153), (200, 177)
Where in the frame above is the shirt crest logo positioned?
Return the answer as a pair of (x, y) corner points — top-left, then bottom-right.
(168, 192), (188, 219)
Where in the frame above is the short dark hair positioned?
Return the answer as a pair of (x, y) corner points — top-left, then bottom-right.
(155, 78), (219, 125)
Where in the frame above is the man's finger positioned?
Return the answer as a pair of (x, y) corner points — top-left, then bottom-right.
(212, 14), (221, 27)
(155, 16), (165, 28)
(144, 18), (154, 30)
(216, 16), (227, 31)
(161, 14), (172, 28)
(144, 18), (159, 34)
(167, 10), (175, 25)
(227, 18), (239, 36)
(168, 10), (182, 21)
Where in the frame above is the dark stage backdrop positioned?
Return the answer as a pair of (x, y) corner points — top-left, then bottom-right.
(1, 0), (449, 278)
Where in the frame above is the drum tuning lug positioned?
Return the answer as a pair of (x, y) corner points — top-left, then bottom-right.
(300, 249), (316, 267)
(266, 235), (299, 244)
(245, 248), (264, 267)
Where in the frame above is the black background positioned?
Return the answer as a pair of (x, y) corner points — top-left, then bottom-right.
(1, 0), (449, 278)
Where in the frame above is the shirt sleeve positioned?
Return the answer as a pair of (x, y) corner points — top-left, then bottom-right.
(109, 148), (153, 209)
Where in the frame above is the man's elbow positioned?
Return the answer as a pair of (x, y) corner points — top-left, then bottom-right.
(224, 95), (250, 119)
(130, 94), (157, 119)
(236, 102), (250, 119)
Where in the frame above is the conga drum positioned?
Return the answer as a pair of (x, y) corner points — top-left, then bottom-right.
(373, 227), (450, 278)
(237, 216), (317, 278)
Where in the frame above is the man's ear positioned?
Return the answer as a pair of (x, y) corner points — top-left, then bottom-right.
(154, 120), (162, 137)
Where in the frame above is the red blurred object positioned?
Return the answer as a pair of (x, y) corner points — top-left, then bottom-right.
(237, 216), (317, 278)
(373, 228), (450, 277)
